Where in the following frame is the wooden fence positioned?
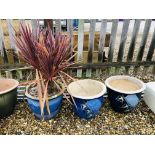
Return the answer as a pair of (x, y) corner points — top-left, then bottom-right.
(0, 19), (155, 80)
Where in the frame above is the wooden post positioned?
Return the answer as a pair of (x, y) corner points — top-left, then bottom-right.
(31, 19), (38, 39)
(135, 19), (152, 74)
(126, 19), (141, 74)
(5, 70), (13, 78)
(117, 19), (130, 61)
(107, 19), (118, 75)
(17, 70), (23, 80)
(116, 19), (130, 73)
(98, 19), (107, 62)
(67, 19), (73, 75)
(96, 19), (107, 76)
(143, 25), (155, 75)
(67, 19), (73, 48)
(86, 19), (96, 77)
(7, 19), (19, 63)
(146, 26), (155, 61)
(77, 19), (84, 77)
(108, 19), (118, 62)
(0, 20), (8, 64)
(55, 19), (61, 33)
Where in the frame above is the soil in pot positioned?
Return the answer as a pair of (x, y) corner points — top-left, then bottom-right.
(109, 79), (141, 92)
(28, 81), (61, 98)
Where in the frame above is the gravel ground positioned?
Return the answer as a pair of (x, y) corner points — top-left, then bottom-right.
(0, 75), (155, 135)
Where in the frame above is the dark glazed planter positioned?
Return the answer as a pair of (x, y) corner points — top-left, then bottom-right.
(67, 79), (106, 120)
(0, 79), (19, 118)
(25, 82), (65, 120)
(105, 75), (146, 113)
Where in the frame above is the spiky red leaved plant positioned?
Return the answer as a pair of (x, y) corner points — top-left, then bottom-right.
(16, 23), (73, 80)
(15, 22), (75, 117)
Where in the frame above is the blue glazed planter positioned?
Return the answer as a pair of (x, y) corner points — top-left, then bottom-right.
(105, 75), (146, 113)
(25, 83), (64, 120)
(67, 79), (106, 120)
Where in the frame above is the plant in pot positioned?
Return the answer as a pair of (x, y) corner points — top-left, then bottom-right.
(15, 22), (76, 120)
(0, 79), (19, 118)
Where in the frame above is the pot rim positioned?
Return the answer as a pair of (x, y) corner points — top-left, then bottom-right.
(25, 81), (65, 100)
(0, 79), (19, 95)
(67, 79), (106, 99)
(105, 75), (146, 94)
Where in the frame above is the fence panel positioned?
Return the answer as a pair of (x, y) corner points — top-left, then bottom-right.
(0, 19), (155, 80)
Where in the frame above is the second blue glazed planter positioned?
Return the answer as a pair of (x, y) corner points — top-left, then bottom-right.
(67, 79), (106, 120)
(105, 75), (146, 113)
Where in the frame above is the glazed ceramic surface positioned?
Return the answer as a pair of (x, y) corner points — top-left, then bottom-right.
(67, 79), (106, 120)
(105, 75), (146, 113)
(0, 79), (19, 118)
(144, 82), (155, 113)
(25, 83), (64, 120)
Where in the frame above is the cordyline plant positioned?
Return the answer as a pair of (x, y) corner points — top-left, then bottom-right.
(15, 22), (77, 117)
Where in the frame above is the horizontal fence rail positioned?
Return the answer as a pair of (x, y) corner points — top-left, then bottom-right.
(0, 19), (155, 80)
